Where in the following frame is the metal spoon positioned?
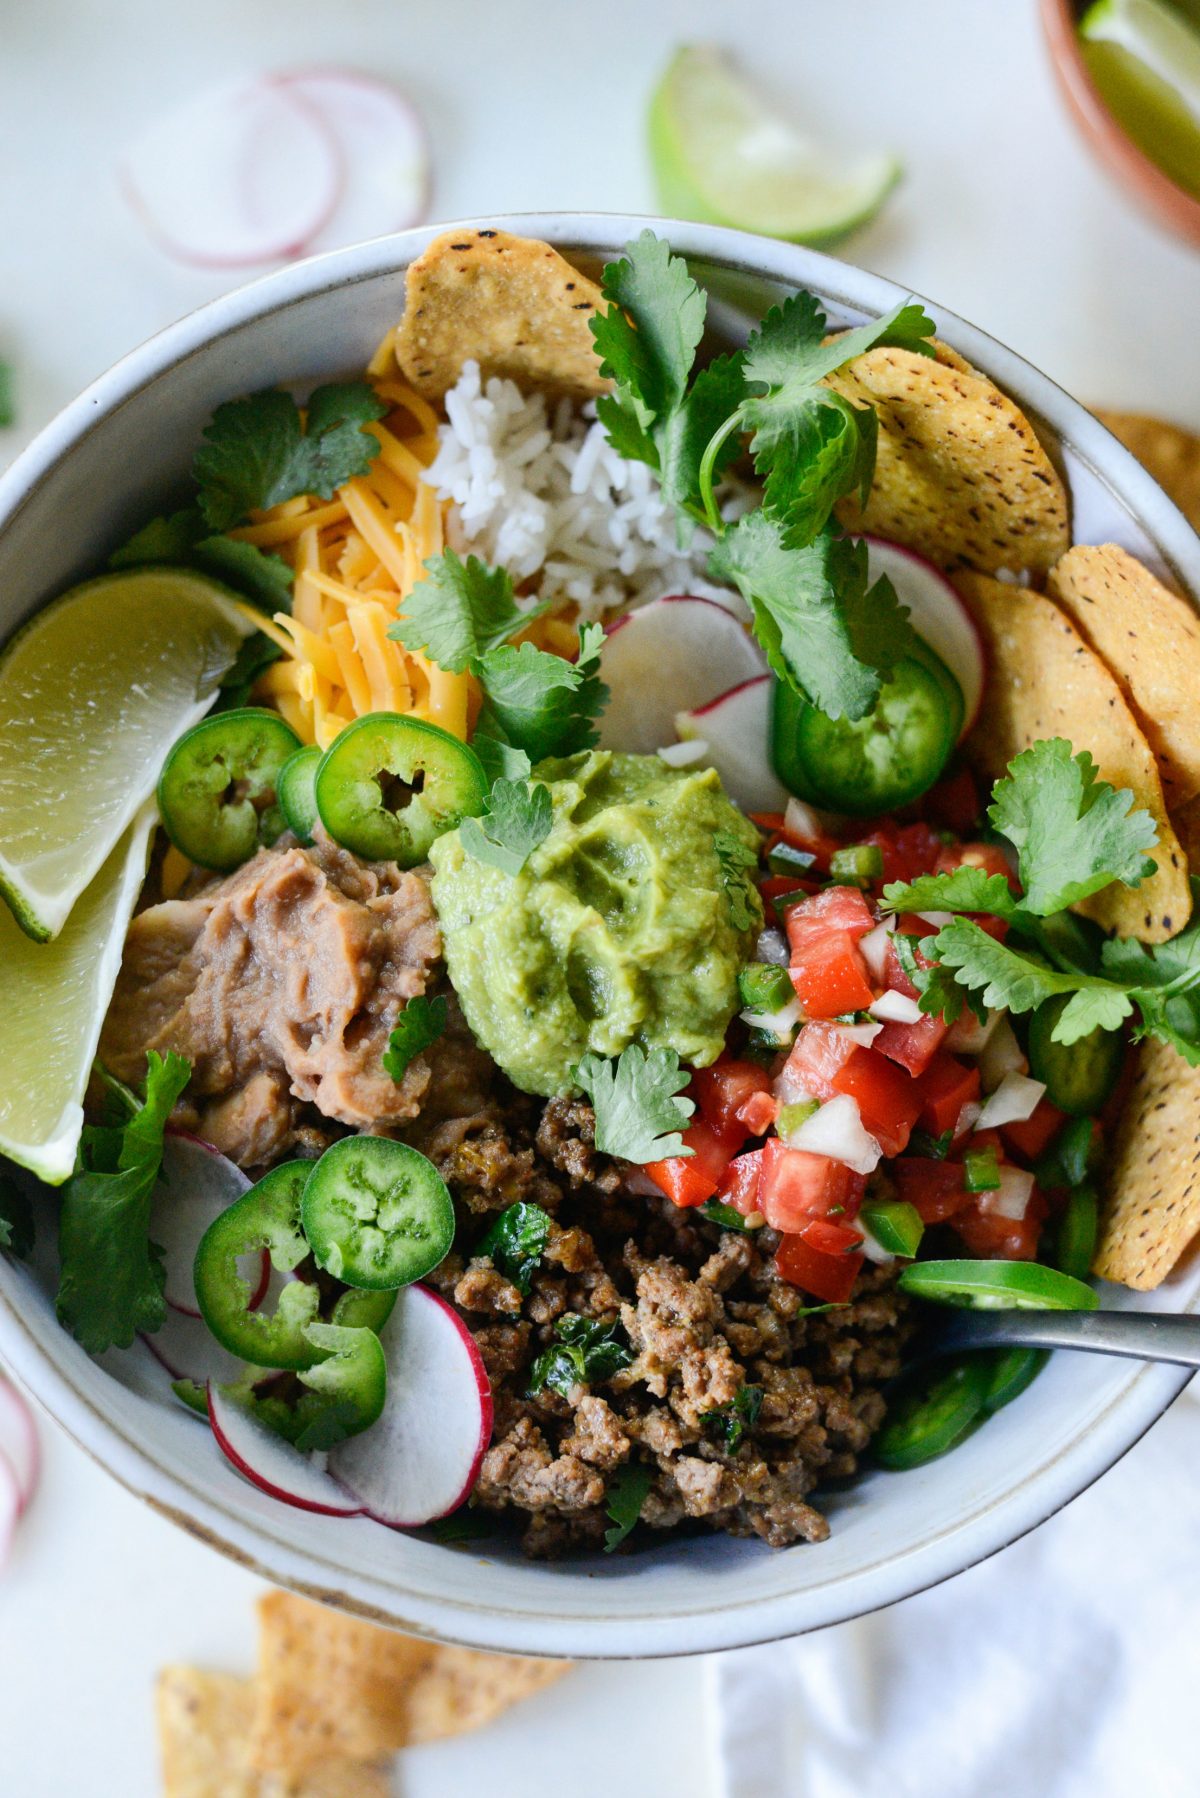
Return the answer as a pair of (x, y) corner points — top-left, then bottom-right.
(928, 1308), (1200, 1370)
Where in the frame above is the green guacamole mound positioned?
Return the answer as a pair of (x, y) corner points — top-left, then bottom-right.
(428, 749), (763, 1098)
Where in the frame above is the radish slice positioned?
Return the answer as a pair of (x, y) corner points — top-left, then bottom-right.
(328, 1284), (492, 1527)
(142, 1309), (244, 1390)
(208, 1383), (363, 1517)
(154, 1134), (257, 1318)
(277, 70), (429, 252)
(677, 674), (790, 812)
(120, 74), (341, 269)
(599, 596), (766, 757)
(0, 1453), (20, 1574)
(0, 1378), (39, 1515)
(864, 537), (986, 739)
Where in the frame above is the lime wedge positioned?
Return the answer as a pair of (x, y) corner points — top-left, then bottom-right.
(1080, 0), (1200, 199)
(0, 568), (254, 940)
(0, 802), (156, 1183)
(648, 45), (901, 245)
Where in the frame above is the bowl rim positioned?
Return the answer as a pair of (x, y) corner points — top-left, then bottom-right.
(0, 211), (1197, 1659)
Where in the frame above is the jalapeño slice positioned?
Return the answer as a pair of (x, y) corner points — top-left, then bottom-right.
(314, 713), (487, 866)
(277, 743), (323, 845)
(300, 1136), (455, 1290)
(157, 707), (300, 870)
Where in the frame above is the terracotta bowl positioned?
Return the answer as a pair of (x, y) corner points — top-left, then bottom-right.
(1, 215), (1199, 1657)
(1042, 0), (1200, 247)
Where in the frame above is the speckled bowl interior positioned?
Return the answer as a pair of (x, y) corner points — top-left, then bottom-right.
(1, 215), (1197, 1657)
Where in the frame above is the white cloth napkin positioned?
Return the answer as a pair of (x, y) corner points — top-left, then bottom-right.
(709, 1379), (1199, 1798)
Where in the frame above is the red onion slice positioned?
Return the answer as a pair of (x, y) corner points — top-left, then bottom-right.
(278, 69), (430, 251)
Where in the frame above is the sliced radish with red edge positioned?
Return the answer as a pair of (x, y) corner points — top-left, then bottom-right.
(675, 671), (790, 812)
(154, 1133), (259, 1318)
(328, 1283), (491, 1527)
(864, 537), (985, 739)
(278, 70), (429, 252)
(120, 74), (342, 269)
(143, 1309), (245, 1392)
(208, 1382), (364, 1516)
(0, 1378), (39, 1515)
(598, 596), (766, 757)
(0, 1453), (20, 1573)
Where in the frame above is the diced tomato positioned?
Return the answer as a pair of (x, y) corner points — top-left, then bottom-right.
(749, 812), (787, 833)
(926, 767), (981, 836)
(760, 873), (821, 914)
(692, 1058), (773, 1151)
(787, 887), (877, 1017)
(892, 1158), (970, 1224)
(800, 1216), (865, 1256)
(858, 822), (945, 886)
(1002, 1099), (1067, 1163)
(916, 1053), (981, 1137)
(782, 1020), (857, 1101)
(831, 1046), (923, 1157)
(645, 1118), (732, 1208)
(714, 1149), (763, 1217)
(935, 840), (1018, 887)
(951, 1189), (1048, 1261)
(738, 1090), (779, 1137)
(884, 915), (939, 999)
(874, 1011), (949, 1077)
(758, 1137), (865, 1232)
(774, 1232), (864, 1303)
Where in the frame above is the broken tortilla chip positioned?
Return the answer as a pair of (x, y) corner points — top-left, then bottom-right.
(250, 1591), (569, 1775)
(157, 1667), (388, 1798)
(955, 570), (1191, 943)
(1094, 1034), (1200, 1289)
(1095, 411), (1200, 533)
(827, 342), (1070, 577)
(395, 228), (608, 401)
(1048, 544), (1200, 809)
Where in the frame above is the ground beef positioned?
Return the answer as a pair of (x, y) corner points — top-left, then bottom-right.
(425, 1093), (915, 1558)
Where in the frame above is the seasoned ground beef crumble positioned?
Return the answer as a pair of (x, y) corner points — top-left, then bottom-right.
(410, 1083), (915, 1557)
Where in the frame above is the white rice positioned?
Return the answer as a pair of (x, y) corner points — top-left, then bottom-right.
(420, 359), (744, 622)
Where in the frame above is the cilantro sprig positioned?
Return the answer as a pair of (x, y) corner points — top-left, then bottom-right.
(573, 1045), (695, 1163)
(603, 1463), (653, 1553)
(56, 1051), (191, 1355)
(194, 383), (387, 531)
(528, 1315), (634, 1399)
(591, 231), (936, 719)
(714, 829), (761, 932)
(460, 779), (554, 877)
(476, 1202), (552, 1296)
(383, 994), (448, 1083)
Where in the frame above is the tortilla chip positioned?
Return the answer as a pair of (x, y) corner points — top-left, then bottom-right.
(1047, 544), (1200, 809)
(157, 1667), (388, 1798)
(955, 570), (1191, 943)
(827, 342), (1070, 577)
(1095, 1035), (1200, 1289)
(395, 228), (607, 401)
(1094, 411), (1200, 533)
(250, 1591), (569, 1775)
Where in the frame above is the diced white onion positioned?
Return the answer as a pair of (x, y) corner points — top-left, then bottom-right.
(917, 910), (954, 928)
(773, 1065), (817, 1106)
(857, 1222), (894, 1265)
(741, 997), (801, 1044)
(944, 1008), (1001, 1055)
(835, 1019), (883, 1048)
(979, 1165), (1035, 1220)
(858, 922), (894, 983)
(755, 928), (790, 968)
(976, 1071), (1046, 1129)
(657, 738), (709, 767)
(785, 798), (825, 842)
(978, 1017), (1029, 1092)
(953, 1099), (982, 1141)
(869, 989), (923, 1025)
(788, 1094), (882, 1175)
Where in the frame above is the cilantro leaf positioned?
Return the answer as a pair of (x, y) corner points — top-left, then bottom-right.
(0, 361), (13, 429)
(988, 739), (1158, 916)
(56, 1051), (191, 1355)
(475, 623), (609, 761)
(603, 1462), (653, 1552)
(891, 930), (978, 1025)
(591, 230), (707, 431)
(701, 1382), (763, 1453)
(711, 520), (913, 720)
(476, 1202), (552, 1295)
(194, 383), (387, 531)
(383, 994), (448, 1083)
(0, 1171), (34, 1260)
(882, 865), (1021, 922)
(460, 780), (554, 877)
(573, 1045), (695, 1163)
(929, 919), (1131, 1030)
(213, 632), (283, 712)
(110, 506), (294, 615)
(714, 829), (762, 932)
(471, 734), (532, 784)
(529, 1314), (635, 1400)
(656, 350), (747, 514)
(390, 551), (533, 672)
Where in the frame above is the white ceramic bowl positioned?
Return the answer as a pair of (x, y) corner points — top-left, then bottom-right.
(1, 215), (1197, 1659)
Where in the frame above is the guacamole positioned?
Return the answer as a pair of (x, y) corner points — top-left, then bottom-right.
(428, 750), (763, 1097)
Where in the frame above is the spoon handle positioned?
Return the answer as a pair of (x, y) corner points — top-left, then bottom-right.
(935, 1309), (1200, 1369)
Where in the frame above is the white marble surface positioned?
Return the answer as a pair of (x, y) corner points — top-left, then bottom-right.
(1, 2), (1197, 1792)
